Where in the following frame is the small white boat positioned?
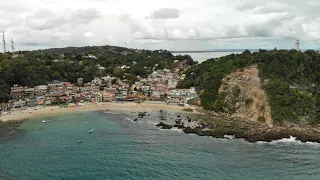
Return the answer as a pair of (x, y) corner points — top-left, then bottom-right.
(42, 120), (46, 123)
(88, 128), (93, 133)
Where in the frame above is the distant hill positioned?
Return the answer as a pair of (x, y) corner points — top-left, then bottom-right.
(171, 49), (248, 54)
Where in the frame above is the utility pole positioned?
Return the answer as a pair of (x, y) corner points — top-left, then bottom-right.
(2, 31), (6, 53)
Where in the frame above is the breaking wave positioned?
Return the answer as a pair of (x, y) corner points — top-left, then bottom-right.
(104, 111), (120, 115)
(159, 127), (183, 133)
(170, 127), (183, 132)
(256, 136), (320, 146)
(224, 135), (235, 140)
(125, 118), (135, 123)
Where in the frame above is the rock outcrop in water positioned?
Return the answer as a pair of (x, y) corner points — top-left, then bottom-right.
(0, 120), (26, 141)
(156, 122), (173, 129)
(138, 111), (147, 118)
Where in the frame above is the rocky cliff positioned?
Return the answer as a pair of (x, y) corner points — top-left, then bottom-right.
(217, 65), (273, 126)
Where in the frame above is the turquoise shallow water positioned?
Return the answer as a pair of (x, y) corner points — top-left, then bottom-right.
(1, 111), (320, 180)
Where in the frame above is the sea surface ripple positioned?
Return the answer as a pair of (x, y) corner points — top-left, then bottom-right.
(1, 111), (320, 180)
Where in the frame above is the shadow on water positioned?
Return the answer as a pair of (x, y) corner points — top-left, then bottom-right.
(0, 170), (17, 180)
(0, 124), (26, 142)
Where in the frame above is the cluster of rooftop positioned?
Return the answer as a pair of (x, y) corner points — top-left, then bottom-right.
(1, 69), (197, 111)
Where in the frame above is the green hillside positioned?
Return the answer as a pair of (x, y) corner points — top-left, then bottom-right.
(178, 49), (320, 124)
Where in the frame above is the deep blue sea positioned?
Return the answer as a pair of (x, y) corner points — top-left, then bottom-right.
(1, 110), (320, 180)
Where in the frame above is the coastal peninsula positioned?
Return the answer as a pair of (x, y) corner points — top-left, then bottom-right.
(1, 46), (320, 143)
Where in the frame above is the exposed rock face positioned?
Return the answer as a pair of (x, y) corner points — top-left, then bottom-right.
(218, 65), (273, 126)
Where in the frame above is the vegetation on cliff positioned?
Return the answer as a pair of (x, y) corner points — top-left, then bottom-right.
(0, 45), (197, 103)
(178, 49), (319, 124)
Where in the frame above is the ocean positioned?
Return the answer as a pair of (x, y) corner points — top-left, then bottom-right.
(1, 110), (320, 180)
(172, 51), (243, 63)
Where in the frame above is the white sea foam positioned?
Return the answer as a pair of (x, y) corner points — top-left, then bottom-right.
(147, 122), (158, 125)
(125, 118), (135, 123)
(158, 127), (183, 133)
(256, 136), (320, 146)
(224, 135), (235, 140)
(187, 133), (196, 135)
(170, 127), (183, 132)
(104, 111), (119, 115)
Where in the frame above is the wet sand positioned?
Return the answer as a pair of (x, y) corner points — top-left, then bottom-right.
(0, 102), (195, 122)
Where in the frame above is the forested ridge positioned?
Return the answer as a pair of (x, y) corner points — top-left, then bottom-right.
(178, 49), (320, 124)
(0, 45), (196, 103)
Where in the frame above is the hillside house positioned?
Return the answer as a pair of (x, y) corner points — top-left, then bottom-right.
(103, 92), (116, 102)
(10, 86), (25, 99)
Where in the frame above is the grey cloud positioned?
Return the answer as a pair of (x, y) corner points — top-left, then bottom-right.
(244, 12), (297, 38)
(235, 0), (265, 11)
(237, 0), (320, 18)
(2, 0), (320, 51)
(245, 26), (271, 37)
(0, 1), (30, 13)
(26, 8), (101, 30)
(149, 8), (179, 19)
(72, 9), (101, 22)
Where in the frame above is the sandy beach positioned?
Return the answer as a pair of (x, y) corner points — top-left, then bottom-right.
(0, 102), (195, 122)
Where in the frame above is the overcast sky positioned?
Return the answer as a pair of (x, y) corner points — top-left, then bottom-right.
(1, 0), (320, 51)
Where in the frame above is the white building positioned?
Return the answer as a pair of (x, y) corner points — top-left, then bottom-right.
(92, 77), (102, 85)
(96, 64), (106, 73)
(77, 78), (84, 86)
(295, 39), (300, 51)
(187, 87), (197, 98)
(87, 54), (97, 59)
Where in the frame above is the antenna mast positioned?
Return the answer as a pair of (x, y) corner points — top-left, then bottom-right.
(2, 31), (6, 53)
(11, 39), (15, 52)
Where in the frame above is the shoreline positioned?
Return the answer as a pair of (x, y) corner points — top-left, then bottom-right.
(156, 121), (320, 143)
(0, 102), (194, 123)
(2, 103), (320, 144)
(155, 113), (320, 143)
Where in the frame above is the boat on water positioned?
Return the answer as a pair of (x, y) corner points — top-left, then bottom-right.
(77, 141), (82, 143)
(1, 111), (9, 115)
(88, 128), (94, 133)
(42, 120), (46, 123)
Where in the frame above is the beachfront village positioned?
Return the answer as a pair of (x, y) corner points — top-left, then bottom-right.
(1, 67), (197, 113)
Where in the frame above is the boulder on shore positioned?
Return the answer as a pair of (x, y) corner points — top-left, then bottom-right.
(173, 124), (185, 129)
(156, 122), (173, 129)
(138, 111), (147, 118)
